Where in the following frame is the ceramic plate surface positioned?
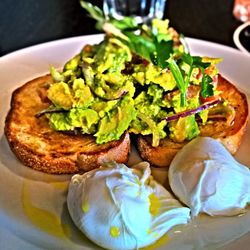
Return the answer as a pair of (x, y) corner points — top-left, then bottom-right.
(0, 34), (250, 250)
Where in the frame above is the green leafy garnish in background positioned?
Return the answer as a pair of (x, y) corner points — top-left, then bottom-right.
(80, 0), (138, 30)
(79, 0), (177, 68)
(79, 0), (105, 29)
(79, 1), (216, 108)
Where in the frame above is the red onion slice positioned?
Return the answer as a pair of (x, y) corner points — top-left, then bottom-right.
(164, 99), (221, 122)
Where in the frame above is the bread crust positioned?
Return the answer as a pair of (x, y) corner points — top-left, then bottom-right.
(5, 75), (130, 174)
(5, 74), (248, 172)
(137, 75), (249, 168)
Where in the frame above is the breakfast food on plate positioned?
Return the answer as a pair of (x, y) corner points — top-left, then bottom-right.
(3, 2), (250, 250)
(169, 137), (250, 217)
(4, 75), (130, 174)
(137, 75), (248, 167)
(67, 161), (190, 250)
(4, 2), (248, 174)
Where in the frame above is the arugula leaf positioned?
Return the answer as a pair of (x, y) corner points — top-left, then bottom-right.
(167, 53), (209, 107)
(121, 31), (174, 67)
(181, 52), (193, 65)
(181, 54), (214, 100)
(196, 57), (213, 99)
(80, 0), (138, 32)
(167, 57), (187, 106)
(180, 53), (214, 104)
(79, 0), (179, 68)
(110, 17), (138, 30)
(123, 31), (156, 61)
(201, 74), (214, 98)
(79, 0), (105, 29)
(181, 53), (193, 86)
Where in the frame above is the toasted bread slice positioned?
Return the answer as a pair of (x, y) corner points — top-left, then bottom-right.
(5, 75), (130, 174)
(137, 75), (249, 168)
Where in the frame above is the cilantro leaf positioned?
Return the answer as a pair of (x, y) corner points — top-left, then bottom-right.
(155, 40), (173, 68)
(192, 56), (211, 69)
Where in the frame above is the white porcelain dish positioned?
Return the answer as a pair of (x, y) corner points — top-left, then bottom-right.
(0, 34), (250, 250)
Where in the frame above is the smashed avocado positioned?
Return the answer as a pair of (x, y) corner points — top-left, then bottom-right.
(44, 19), (223, 147)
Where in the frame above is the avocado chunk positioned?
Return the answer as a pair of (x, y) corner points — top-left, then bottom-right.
(169, 115), (200, 142)
(47, 82), (74, 110)
(94, 96), (136, 144)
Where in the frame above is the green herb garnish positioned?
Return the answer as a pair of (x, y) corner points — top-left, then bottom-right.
(79, 0), (180, 68)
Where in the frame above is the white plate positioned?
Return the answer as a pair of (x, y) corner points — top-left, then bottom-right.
(0, 34), (250, 250)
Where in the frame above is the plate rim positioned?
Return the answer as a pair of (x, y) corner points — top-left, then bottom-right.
(1, 34), (250, 250)
(1, 33), (249, 61)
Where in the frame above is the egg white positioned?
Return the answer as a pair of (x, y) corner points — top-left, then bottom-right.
(169, 137), (250, 217)
(67, 162), (190, 250)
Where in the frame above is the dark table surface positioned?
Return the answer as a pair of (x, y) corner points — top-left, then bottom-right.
(0, 0), (242, 57)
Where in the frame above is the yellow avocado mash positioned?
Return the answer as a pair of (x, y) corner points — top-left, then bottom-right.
(45, 19), (222, 146)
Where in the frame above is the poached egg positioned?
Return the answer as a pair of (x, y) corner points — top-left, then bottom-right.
(169, 137), (250, 217)
(67, 162), (190, 250)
